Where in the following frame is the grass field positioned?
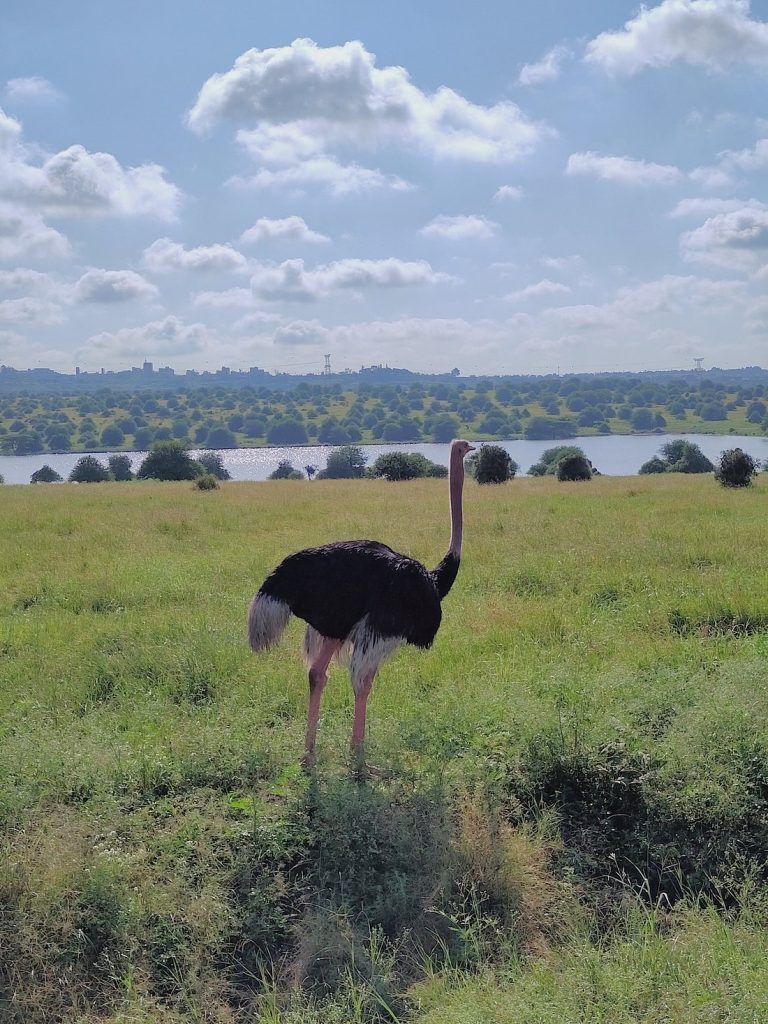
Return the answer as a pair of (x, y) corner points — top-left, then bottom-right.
(2, 474), (768, 1022)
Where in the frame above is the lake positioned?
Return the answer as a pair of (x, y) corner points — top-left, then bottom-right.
(1, 434), (766, 485)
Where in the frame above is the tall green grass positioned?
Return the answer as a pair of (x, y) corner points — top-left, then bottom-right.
(2, 475), (768, 1021)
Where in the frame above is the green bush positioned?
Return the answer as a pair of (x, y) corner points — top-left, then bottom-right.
(269, 459), (304, 480)
(194, 473), (220, 490)
(370, 451), (447, 481)
(68, 455), (110, 483)
(107, 454), (134, 481)
(528, 445), (586, 477)
(715, 448), (759, 488)
(196, 451), (231, 480)
(137, 440), (201, 481)
(556, 454), (592, 481)
(638, 456), (667, 474)
(318, 445), (367, 479)
(467, 444), (517, 484)
(30, 464), (63, 483)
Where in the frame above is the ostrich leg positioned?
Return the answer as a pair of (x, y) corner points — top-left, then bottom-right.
(302, 638), (341, 768)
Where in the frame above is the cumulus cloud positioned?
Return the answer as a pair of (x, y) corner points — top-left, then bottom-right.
(187, 38), (548, 183)
(234, 310), (283, 332)
(505, 279), (572, 303)
(78, 316), (215, 364)
(0, 107), (181, 220)
(669, 197), (747, 217)
(73, 269), (159, 303)
(239, 215), (330, 246)
(680, 200), (768, 268)
(143, 237), (248, 273)
(0, 204), (70, 260)
(0, 296), (63, 324)
(250, 257), (447, 301)
(566, 151), (684, 185)
(493, 185), (524, 202)
(540, 254), (583, 271)
(192, 287), (256, 309)
(273, 319), (331, 346)
(585, 0), (768, 76)
(420, 214), (500, 241)
(4, 76), (64, 104)
(518, 45), (571, 85)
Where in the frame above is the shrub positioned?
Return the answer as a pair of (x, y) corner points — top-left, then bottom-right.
(715, 448), (759, 488)
(556, 454), (592, 481)
(194, 473), (220, 490)
(370, 451), (447, 481)
(269, 460), (304, 480)
(528, 445), (586, 477)
(204, 426), (237, 448)
(524, 416), (576, 440)
(431, 415), (461, 443)
(659, 440), (714, 474)
(267, 419), (309, 445)
(196, 451), (231, 480)
(107, 454), (133, 481)
(69, 455), (110, 483)
(30, 464), (63, 483)
(318, 445), (367, 479)
(100, 424), (125, 447)
(638, 456), (667, 475)
(137, 440), (201, 481)
(467, 444), (517, 484)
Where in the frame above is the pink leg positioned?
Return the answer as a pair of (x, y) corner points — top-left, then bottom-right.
(351, 671), (376, 752)
(303, 638), (341, 768)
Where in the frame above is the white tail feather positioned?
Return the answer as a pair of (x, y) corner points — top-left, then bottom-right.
(248, 593), (291, 652)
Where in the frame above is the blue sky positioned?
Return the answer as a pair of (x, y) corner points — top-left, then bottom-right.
(1, 0), (767, 375)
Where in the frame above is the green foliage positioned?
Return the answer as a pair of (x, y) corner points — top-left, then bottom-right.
(30, 464), (63, 483)
(556, 454), (592, 482)
(370, 451), (447, 481)
(137, 440), (201, 481)
(267, 419), (309, 445)
(107, 453), (134, 481)
(638, 456), (668, 474)
(205, 426), (237, 448)
(68, 455), (110, 483)
(196, 450), (231, 480)
(269, 459), (304, 479)
(715, 448), (759, 488)
(194, 473), (220, 490)
(467, 444), (517, 484)
(318, 445), (367, 479)
(660, 440), (715, 474)
(528, 445), (586, 476)
(524, 416), (577, 440)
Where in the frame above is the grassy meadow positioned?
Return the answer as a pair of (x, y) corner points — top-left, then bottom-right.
(2, 473), (768, 1022)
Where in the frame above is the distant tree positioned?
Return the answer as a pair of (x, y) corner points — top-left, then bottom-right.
(746, 401), (766, 423)
(267, 419), (309, 445)
(528, 445), (587, 476)
(108, 454), (134, 481)
(137, 440), (200, 481)
(101, 424), (125, 447)
(0, 474), (4, 484)
(268, 460), (303, 480)
(524, 416), (576, 440)
(467, 444), (517, 484)
(659, 440), (714, 474)
(630, 408), (655, 430)
(698, 401), (728, 421)
(638, 456), (668, 475)
(370, 451), (447, 481)
(46, 430), (72, 451)
(318, 417), (351, 445)
(431, 415), (461, 443)
(243, 417), (267, 438)
(69, 455), (110, 483)
(197, 451), (231, 480)
(715, 448), (759, 488)
(30, 464), (63, 483)
(557, 454), (592, 481)
(318, 445), (367, 479)
(205, 426), (237, 448)
(133, 427), (154, 449)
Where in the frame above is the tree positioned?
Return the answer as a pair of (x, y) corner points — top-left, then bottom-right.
(318, 445), (367, 479)
(467, 444), (517, 484)
(630, 408), (654, 430)
(528, 445), (587, 476)
(269, 460), (303, 480)
(638, 456), (667, 474)
(204, 426), (237, 448)
(267, 419), (309, 445)
(197, 451), (231, 480)
(69, 455), (110, 483)
(137, 440), (201, 481)
(715, 448), (759, 488)
(101, 424), (125, 446)
(108, 454), (134, 481)
(133, 427), (154, 449)
(659, 440), (714, 474)
(557, 454), (592, 481)
(31, 464), (63, 483)
(431, 415), (461, 443)
(369, 451), (447, 481)
(524, 416), (576, 440)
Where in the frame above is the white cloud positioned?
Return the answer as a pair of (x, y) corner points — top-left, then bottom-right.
(505, 279), (572, 303)
(73, 269), (159, 303)
(585, 0), (768, 76)
(566, 151), (684, 185)
(188, 37), (548, 169)
(193, 287), (256, 309)
(0, 267), (63, 294)
(420, 214), (499, 241)
(669, 197), (746, 217)
(273, 319), (331, 346)
(143, 237), (248, 273)
(0, 204), (70, 261)
(745, 297), (768, 332)
(680, 200), (768, 269)
(234, 310), (283, 332)
(518, 45), (571, 85)
(239, 215), (330, 246)
(0, 108), (181, 220)
(493, 185), (524, 202)
(540, 254), (583, 272)
(613, 274), (744, 314)
(4, 76), (64, 104)
(250, 257), (447, 301)
(79, 316), (216, 363)
(0, 296), (63, 324)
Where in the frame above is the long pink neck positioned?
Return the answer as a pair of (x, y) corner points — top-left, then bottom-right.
(448, 448), (465, 557)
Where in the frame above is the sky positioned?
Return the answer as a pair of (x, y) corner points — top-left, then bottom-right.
(0, 0), (767, 377)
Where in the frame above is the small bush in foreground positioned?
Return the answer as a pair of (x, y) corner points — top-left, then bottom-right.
(197, 450), (231, 480)
(467, 444), (517, 485)
(528, 445), (586, 476)
(195, 473), (220, 490)
(318, 445), (367, 479)
(107, 453), (134, 481)
(370, 451), (447, 481)
(137, 440), (201, 481)
(557, 454), (592, 481)
(269, 459), (304, 480)
(68, 455), (109, 483)
(638, 456), (668, 475)
(30, 464), (63, 483)
(715, 448), (759, 488)
(660, 439), (714, 474)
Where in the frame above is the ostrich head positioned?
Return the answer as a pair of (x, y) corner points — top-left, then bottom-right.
(450, 439), (475, 462)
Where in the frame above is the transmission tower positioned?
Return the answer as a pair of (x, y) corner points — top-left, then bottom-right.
(323, 353), (331, 375)
(693, 357), (704, 372)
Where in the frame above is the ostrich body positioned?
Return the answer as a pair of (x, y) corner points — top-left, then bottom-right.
(248, 438), (474, 766)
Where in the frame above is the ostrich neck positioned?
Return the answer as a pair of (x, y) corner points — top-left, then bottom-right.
(448, 451), (465, 557)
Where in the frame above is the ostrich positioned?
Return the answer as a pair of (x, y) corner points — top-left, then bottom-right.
(247, 438), (475, 768)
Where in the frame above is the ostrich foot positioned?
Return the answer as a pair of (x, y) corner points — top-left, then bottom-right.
(349, 748), (390, 780)
(300, 751), (317, 772)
